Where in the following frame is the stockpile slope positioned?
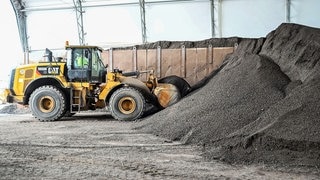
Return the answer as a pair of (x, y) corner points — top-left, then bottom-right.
(135, 23), (320, 166)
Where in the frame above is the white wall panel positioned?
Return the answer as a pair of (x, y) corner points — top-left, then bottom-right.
(291, 0), (320, 28)
(220, 0), (285, 38)
(0, 1), (22, 83)
(146, 1), (212, 42)
(27, 10), (78, 50)
(84, 6), (142, 47)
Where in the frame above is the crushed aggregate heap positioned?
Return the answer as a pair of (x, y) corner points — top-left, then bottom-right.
(135, 23), (320, 167)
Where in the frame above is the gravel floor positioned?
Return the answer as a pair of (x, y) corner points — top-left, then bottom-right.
(0, 113), (318, 179)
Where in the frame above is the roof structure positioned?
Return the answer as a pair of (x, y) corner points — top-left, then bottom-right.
(9, 0), (320, 59)
(10, 0), (211, 54)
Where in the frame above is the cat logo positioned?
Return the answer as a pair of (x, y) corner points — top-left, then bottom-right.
(48, 67), (59, 74)
(37, 66), (60, 75)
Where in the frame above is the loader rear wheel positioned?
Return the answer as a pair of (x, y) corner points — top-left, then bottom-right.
(29, 85), (66, 122)
(109, 87), (146, 121)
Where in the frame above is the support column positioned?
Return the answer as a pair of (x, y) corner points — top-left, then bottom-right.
(285, 0), (291, 23)
(24, 50), (29, 65)
(156, 46), (161, 78)
(210, 0), (215, 38)
(109, 48), (113, 71)
(217, 0), (222, 38)
(10, 0), (29, 64)
(181, 45), (186, 78)
(133, 47), (137, 71)
(73, 0), (85, 45)
(212, 0), (222, 38)
(139, 0), (147, 43)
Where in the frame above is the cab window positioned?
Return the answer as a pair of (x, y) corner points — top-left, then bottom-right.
(73, 49), (90, 69)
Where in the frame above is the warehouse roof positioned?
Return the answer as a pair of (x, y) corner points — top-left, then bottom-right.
(10, 0), (207, 53)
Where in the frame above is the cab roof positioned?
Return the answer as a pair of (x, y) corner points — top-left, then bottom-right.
(65, 44), (104, 52)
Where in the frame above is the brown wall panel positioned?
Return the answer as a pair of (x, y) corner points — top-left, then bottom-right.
(145, 49), (157, 74)
(213, 47), (234, 69)
(135, 49), (158, 81)
(185, 48), (197, 84)
(136, 49), (157, 70)
(195, 48), (208, 83)
(103, 46), (234, 86)
(161, 49), (181, 77)
(112, 50), (133, 72)
(101, 50), (109, 67)
(185, 48), (213, 85)
(136, 49), (147, 71)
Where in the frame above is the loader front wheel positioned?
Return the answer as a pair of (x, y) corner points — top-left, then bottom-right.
(109, 87), (146, 121)
(29, 85), (66, 122)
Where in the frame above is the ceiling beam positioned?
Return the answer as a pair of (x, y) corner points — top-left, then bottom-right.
(20, 0), (208, 12)
(10, 0), (29, 53)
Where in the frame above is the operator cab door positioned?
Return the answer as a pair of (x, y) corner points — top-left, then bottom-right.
(90, 48), (106, 83)
(66, 47), (106, 83)
(67, 48), (90, 82)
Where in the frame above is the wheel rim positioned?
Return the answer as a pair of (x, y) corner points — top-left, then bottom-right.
(38, 96), (55, 113)
(118, 97), (136, 114)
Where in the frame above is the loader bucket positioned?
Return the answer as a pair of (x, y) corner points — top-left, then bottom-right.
(0, 89), (10, 104)
(153, 83), (181, 108)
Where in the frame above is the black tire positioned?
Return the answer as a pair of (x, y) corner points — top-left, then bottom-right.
(158, 75), (191, 97)
(109, 87), (146, 121)
(29, 85), (66, 122)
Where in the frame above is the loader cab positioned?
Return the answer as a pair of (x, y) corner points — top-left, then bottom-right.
(66, 45), (106, 83)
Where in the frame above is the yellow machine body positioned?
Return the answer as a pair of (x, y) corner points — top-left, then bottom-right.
(5, 44), (190, 121)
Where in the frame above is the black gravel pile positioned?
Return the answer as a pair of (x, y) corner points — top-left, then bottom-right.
(112, 37), (240, 50)
(0, 104), (30, 114)
(135, 23), (320, 167)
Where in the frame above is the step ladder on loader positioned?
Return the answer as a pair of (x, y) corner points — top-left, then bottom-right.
(70, 86), (85, 113)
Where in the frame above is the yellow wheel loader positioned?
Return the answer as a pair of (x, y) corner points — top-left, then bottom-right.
(5, 43), (191, 121)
